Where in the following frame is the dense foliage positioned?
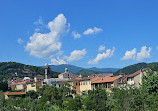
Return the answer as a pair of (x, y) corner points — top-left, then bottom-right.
(1, 65), (158, 110)
(0, 62), (59, 78)
(114, 62), (158, 75)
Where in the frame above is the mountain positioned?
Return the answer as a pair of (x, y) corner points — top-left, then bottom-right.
(0, 62), (59, 78)
(46, 64), (119, 77)
(114, 62), (158, 75)
(78, 69), (104, 77)
(89, 67), (119, 72)
(48, 64), (83, 73)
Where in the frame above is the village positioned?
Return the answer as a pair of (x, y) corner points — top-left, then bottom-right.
(3, 63), (148, 99)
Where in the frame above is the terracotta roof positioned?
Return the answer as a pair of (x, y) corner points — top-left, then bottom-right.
(11, 81), (26, 85)
(127, 68), (148, 78)
(92, 75), (123, 84)
(3, 92), (26, 95)
(35, 75), (44, 77)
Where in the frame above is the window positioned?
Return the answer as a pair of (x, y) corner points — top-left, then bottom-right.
(81, 82), (82, 85)
(86, 82), (87, 85)
(83, 82), (85, 85)
(59, 84), (60, 87)
(76, 83), (78, 85)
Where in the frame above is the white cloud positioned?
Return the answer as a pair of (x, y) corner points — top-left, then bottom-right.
(156, 46), (158, 50)
(121, 48), (136, 60)
(65, 49), (87, 62)
(25, 14), (69, 59)
(51, 57), (67, 65)
(121, 46), (151, 61)
(136, 46), (151, 61)
(34, 17), (43, 25)
(72, 31), (81, 39)
(88, 47), (115, 64)
(83, 27), (103, 35)
(17, 38), (24, 44)
(99, 45), (106, 52)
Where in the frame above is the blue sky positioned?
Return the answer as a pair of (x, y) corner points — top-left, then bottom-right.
(0, 0), (158, 68)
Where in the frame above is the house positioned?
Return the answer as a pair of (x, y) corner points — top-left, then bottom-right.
(67, 74), (102, 95)
(58, 68), (78, 79)
(92, 75), (123, 92)
(3, 92), (26, 99)
(127, 68), (148, 87)
(43, 78), (68, 87)
(26, 82), (37, 92)
(34, 75), (44, 82)
(10, 81), (27, 91)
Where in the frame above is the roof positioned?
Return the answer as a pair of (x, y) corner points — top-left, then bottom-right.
(67, 74), (102, 82)
(11, 81), (26, 85)
(127, 68), (148, 78)
(23, 77), (30, 80)
(3, 92), (26, 95)
(92, 75), (123, 84)
(35, 75), (44, 77)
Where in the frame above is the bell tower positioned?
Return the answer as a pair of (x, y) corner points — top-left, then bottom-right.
(45, 63), (49, 79)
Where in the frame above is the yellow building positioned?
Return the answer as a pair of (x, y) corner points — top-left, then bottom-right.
(26, 83), (37, 92)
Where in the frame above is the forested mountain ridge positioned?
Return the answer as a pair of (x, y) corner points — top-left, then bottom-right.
(114, 62), (158, 75)
(0, 62), (59, 78)
(47, 64), (119, 74)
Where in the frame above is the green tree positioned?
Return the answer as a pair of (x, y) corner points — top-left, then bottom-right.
(83, 87), (107, 111)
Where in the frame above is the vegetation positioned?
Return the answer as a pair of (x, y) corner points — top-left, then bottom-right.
(1, 65), (158, 110)
(114, 62), (158, 75)
(78, 69), (105, 77)
(0, 62), (59, 78)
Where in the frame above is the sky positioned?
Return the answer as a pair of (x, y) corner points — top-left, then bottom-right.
(0, 0), (158, 68)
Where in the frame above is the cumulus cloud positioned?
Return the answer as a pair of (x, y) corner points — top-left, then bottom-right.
(88, 47), (115, 64)
(17, 38), (24, 44)
(65, 49), (87, 62)
(136, 46), (151, 61)
(121, 48), (136, 60)
(83, 27), (103, 35)
(99, 45), (106, 52)
(25, 14), (69, 59)
(51, 57), (67, 65)
(121, 46), (151, 61)
(72, 31), (81, 39)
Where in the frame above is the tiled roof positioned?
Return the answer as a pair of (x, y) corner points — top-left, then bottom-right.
(35, 75), (44, 77)
(92, 75), (123, 84)
(3, 92), (26, 95)
(127, 68), (148, 78)
(11, 81), (26, 85)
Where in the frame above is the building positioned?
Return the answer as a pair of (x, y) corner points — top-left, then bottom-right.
(92, 75), (123, 92)
(3, 92), (26, 99)
(34, 75), (44, 82)
(67, 74), (102, 95)
(127, 68), (148, 87)
(26, 83), (37, 92)
(10, 81), (27, 91)
(58, 68), (78, 79)
(43, 78), (68, 87)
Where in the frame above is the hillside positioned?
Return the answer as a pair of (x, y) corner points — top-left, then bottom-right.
(114, 62), (158, 75)
(49, 64), (83, 73)
(77, 69), (104, 77)
(48, 64), (119, 74)
(89, 67), (119, 72)
(0, 62), (59, 78)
